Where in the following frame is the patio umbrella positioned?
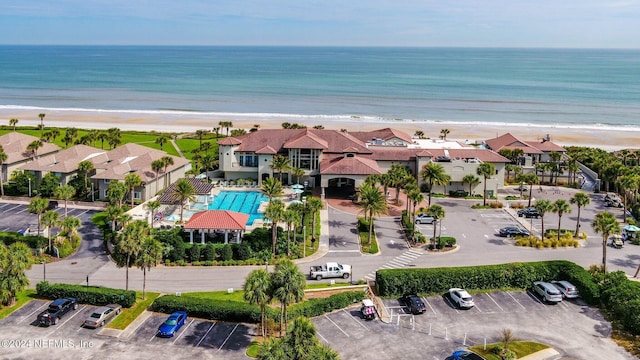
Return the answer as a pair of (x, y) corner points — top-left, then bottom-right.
(291, 184), (304, 189)
(624, 225), (640, 232)
(292, 189), (304, 194)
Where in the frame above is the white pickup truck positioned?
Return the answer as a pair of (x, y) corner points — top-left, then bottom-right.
(309, 262), (351, 280)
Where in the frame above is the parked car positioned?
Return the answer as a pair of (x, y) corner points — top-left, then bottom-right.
(158, 311), (187, 337)
(360, 299), (376, 320)
(46, 200), (59, 210)
(551, 280), (579, 299)
(309, 262), (351, 280)
(414, 214), (435, 224)
(499, 226), (531, 237)
(532, 281), (563, 303)
(449, 288), (475, 309)
(517, 207), (540, 218)
(37, 297), (78, 326)
(605, 192), (621, 202)
(83, 304), (122, 328)
(401, 294), (426, 314)
(605, 199), (623, 208)
(609, 235), (624, 249)
(451, 350), (486, 360)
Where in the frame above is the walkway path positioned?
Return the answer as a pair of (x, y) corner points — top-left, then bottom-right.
(170, 139), (186, 158)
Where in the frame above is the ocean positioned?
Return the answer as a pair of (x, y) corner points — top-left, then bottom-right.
(1, 46), (639, 129)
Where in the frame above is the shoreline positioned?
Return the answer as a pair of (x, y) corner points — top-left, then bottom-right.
(0, 108), (637, 152)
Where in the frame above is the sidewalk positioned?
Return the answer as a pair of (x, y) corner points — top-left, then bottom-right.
(519, 348), (560, 360)
(294, 207), (329, 264)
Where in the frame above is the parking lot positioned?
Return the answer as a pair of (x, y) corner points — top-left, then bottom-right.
(0, 202), (98, 234)
(314, 290), (636, 360)
(0, 299), (255, 360)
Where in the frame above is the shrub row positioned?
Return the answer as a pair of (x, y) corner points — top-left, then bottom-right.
(599, 271), (640, 335)
(0, 232), (47, 249)
(150, 290), (366, 323)
(36, 281), (137, 308)
(515, 237), (579, 248)
(376, 260), (599, 305)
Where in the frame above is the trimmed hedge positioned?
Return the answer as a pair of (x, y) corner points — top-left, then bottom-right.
(376, 260), (599, 305)
(150, 290), (366, 323)
(36, 281), (136, 308)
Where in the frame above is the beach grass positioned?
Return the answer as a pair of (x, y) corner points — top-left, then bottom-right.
(0, 289), (38, 320)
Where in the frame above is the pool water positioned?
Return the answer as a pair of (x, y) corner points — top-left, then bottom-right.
(208, 191), (267, 225)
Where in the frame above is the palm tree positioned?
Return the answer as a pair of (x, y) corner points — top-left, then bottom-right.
(570, 192), (591, 237)
(618, 174), (638, 223)
(0, 242), (32, 306)
(476, 162), (496, 206)
(219, 121), (233, 136)
(26, 140), (43, 159)
(439, 128), (450, 140)
(161, 156), (174, 188)
(414, 130), (425, 139)
(265, 199), (285, 254)
(305, 196), (323, 247)
(54, 185), (76, 217)
(151, 159), (164, 195)
(60, 216), (82, 239)
(28, 198), (49, 251)
(41, 210), (61, 255)
(104, 205), (124, 248)
(9, 118), (18, 131)
(136, 237), (162, 300)
(408, 189), (424, 219)
(592, 211), (620, 272)
(271, 259), (306, 335)
(195, 129), (207, 148)
(284, 317), (320, 360)
(261, 177), (283, 202)
(420, 162), (449, 206)
(174, 178), (195, 223)
(283, 209), (300, 256)
(357, 184), (387, 245)
(523, 173), (540, 207)
(155, 134), (169, 151)
(534, 200), (554, 239)
(504, 164), (515, 184)
(96, 132), (109, 149)
(107, 127), (121, 149)
(389, 164), (412, 205)
(462, 174), (480, 197)
(291, 167), (305, 185)
(38, 113), (45, 134)
(115, 220), (147, 290)
(77, 160), (95, 194)
(145, 200), (162, 226)
(107, 180), (127, 207)
(124, 173), (143, 208)
(243, 269), (272, 338)
(427, 204), (445, 248)
(549, 151), (562, 185)
(271, 155), (291, 184)
(213, 127), (220, 138)
(0, 146), (7, 197)
(552, 199), (571, 241)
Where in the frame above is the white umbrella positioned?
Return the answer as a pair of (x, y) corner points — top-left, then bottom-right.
(292, 189), (304, 194)
(291, 184), (304, 189)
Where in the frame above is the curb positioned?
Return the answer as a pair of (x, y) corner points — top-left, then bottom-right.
(518, 348), (560, 360)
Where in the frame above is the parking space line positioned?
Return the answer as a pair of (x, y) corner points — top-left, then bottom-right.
(421, 297), (437, 315)
(218, 323), (239, 351)
(443, 297), (459, 314)
(149, 330), (159, 342)
(172, 319), (194, 344)
(486, 293), (505, 312)
(76, 210), (89, 216)
(18, 302), (49, 324)
(5, 205), (21, 212)
(316, 331), (329, 344)
(195, 322), (216, 348)
(16, 208), (28, 214)
(324, 315), (349, 337)
(341, 309), (369, 330)
(526, 290), (545, 306)
(45, 306), (86, 337)
(506, 292), (526, 310)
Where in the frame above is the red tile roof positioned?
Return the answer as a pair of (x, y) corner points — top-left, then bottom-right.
(255, 145), (278, 154)
(217, 137), (243, 146)
(283, 129), (328, 149)
(320, 156), (382, 175)
(485, 133), (543, 154)
(525, 140), (565, 152)
(231, 129), (371, 154)
(350, 128), (413, 144)
(184, 210), (248, 230)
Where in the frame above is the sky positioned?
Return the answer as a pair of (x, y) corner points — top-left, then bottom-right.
(1, 1), (639, 48)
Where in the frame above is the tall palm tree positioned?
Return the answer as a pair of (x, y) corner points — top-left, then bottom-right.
(462, 174), (480, 197)
(389, 164), (412, 205)
(0, 146), (7, 197)
(408, 189), (424, 220)
(151, 159), (164, 195)
(271, 155), (291, 184)
(107, 127), (121, 149)
(60, 216), (82, 239)
(41, 210), (61, 255)
(28, 198), (49, 251)
(9, 118), (18, 131)
(420, 162), (449, 206)
(357, 184), (387, 245)
(414, 130), (425, 139)
(534, 199), (554, 239)
(136, 237), (162, 300)
(291, 167), (305, 185)
(0, 242), (32, 306)
(38, 113), (45, 134)
(271, 259), (306, 335)
(265, 199), (285, 254)
(104, 205), (124, 248)
(305, 196), (323, 246)
(116, 220), (147, 290)
(174, 178), (195, 223)
(552, 199), (571, 241)
(96, 132), (109, 149)
(261, 177), (283, 202)
(439, 128), (450, 140)
(284, 317), (321, 360)
(219, 121), (233, 136)
(570, 192), (591, 237)
(155, 134), (169, 151)
(549, 151), (562, 185)
(618, 174), (638, 223)
(145, 200), (162, 226)
(283, 209), (300, 256)
(26, 140), (43, 159)
(243, 269), (272, 338)
(476, 162), (496, 206)
(161, 156), (174, 188)
(195, 129), (207, 148)
(77, 160), (95, 195)
(124, 173), (143, 208)
(54, 185), (76, 217)
(523, 173), (540, 207)
(107, 180), (128, 207)
(592, 211), (620, 272)
(427, 204), (445, 248)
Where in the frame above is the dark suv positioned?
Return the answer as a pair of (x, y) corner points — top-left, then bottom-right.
(517, 207), (540, 218)
(47, 200), (59, 210)
(401, 294), (426, 314)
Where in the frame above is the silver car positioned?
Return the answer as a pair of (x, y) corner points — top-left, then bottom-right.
(449, 288), (475, 309)
(551, 280), (580, 299)
(533, 281), (563, 303)
(83, 304), (122, 328)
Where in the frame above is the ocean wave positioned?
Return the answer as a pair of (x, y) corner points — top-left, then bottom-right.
(1, 104), (640, 133)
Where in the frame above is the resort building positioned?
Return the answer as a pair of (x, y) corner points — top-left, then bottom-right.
(0, 132), (60, 183)
(217, 128), (510, 198)
(19, 144), (104, 186)
(484, 133), (566, 166)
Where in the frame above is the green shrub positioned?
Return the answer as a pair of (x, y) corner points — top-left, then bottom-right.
(289, 291), (365, 319)
(203, 243), (215, 261)
(0, 232), (47, 249)
(150, 295), (265, 323)
(36, 281), (136, 307)
(188, 244), (201, 262)
(233, 243), (252, 260)
(220, 244), (233, 261)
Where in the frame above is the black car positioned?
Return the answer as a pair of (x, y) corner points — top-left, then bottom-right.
(401, 294), (426, 314)
(517, 208), (540, 218)
(47, 200), (59, 210)
(499, 226), (530, 237)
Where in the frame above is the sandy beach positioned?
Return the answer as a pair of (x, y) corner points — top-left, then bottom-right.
(0, 108), (637, 152)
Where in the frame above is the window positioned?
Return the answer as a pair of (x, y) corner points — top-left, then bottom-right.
(133, 191), (141, 200)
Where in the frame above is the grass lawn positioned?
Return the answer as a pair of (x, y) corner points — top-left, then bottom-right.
(181, 290), (246, 302)
(246, 339), (261, 358)
(470, 341), (549, 359)
(359, 230), (379, 254)
(174, 138), (218, 160)
(107, 291), (160, 330)
(305, 282), (351, 290)
(0, 289), (38, 320)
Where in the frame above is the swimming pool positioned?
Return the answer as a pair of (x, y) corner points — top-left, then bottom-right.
(208, 191), (268, 225)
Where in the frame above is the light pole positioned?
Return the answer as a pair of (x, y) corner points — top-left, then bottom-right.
(42, 260), (46, 281)
(303, 225), (306, 258)
(28, 178), (32, 197)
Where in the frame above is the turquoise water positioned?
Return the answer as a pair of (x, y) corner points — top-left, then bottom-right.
(207, 191), (267, 225)
(1, 46), (640, 128)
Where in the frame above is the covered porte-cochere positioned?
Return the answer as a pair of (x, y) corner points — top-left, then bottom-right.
(183, 210), (249, 244)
